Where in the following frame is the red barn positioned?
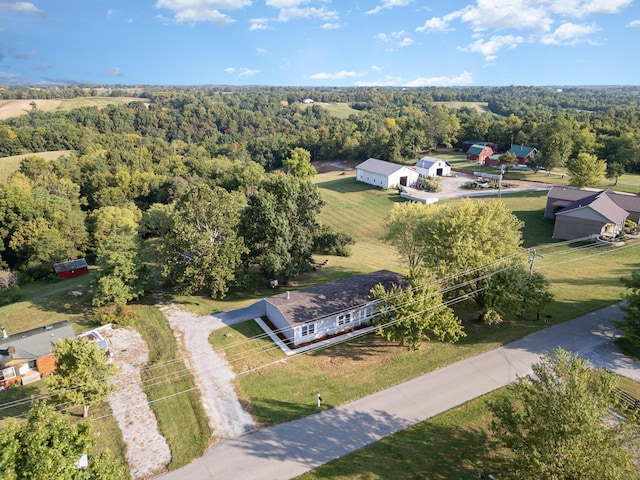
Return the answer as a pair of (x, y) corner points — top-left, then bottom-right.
(53, 258), (89, 279)
(466, 144), (494, 163)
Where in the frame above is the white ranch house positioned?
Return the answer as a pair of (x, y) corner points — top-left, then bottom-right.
(256, 270), (404, 348)
(414, 156), (452, 177)
(355, 158), (420, 189)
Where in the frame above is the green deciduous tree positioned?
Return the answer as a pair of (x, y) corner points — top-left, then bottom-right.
(370, 272), (465, 350)
(567, 152), (607, 188)
(420, 199), (524, 305)
(382, 201), (431, 275)
(490, 348), (639, 480)
(240, 173), (324, 280)
(162, 183), (247, 298)
(283, 147), (316, 178)
(0, 402), (124, 480)
(498, 151), (518, 173)
(606, 161), (626, 186)
(615, 272), (640, 355)
(45, 338), (119, 418)
(92, 229), (150, 309)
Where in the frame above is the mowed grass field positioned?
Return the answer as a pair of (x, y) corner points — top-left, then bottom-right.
(0, 150), (74, 183)
(300, 101), (362, 119)
(434, 100), (489, 113)
(0, 97), (149, 120)
(209, 172), (639, 429)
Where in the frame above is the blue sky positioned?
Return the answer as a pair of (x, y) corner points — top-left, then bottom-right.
(0, 0), (639, 86)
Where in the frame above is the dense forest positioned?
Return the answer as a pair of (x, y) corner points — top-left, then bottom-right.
(1, 85), (639, 305)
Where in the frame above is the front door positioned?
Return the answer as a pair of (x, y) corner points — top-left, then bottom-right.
(399, 176), (407, 186)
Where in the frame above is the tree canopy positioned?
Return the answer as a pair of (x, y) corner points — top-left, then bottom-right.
(370, 272), (465, 350)
(615, 271), (640, 356)
(567, 152), (607, 188)
(45, 338), (119, 418)
(0, 402), (124, 480)
(489, 348), (639, 479)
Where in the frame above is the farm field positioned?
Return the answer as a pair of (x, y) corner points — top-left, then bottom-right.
(434, 100), (489, 113)
(300, 101), (362, 119)
(0, 97), (149, 120)
(0, 150), (74, 182)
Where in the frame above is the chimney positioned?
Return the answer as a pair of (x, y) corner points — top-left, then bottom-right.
(1, 326), (7, 339)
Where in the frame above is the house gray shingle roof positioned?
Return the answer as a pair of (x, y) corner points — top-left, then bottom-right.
(0, 321), (75, 367)
(266, 270), (404, 326)
(556, 190), (629, 224)
(355, 158), (414, 176)
(549, 186), (640, 219)
(53, 258), (88, 274)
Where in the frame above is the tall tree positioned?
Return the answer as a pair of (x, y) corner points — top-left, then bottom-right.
(490, 348), (639, 480)
(382, 201), (430, 275)
(606, 161), (626, 186)
(162, 183), (246, 298)
(45, 338), (119, 418)
(420, 199), (524, 306)
(240, 173), (324, 280)
(0, 402), (124, 480)
(92, 229), (149, 309)
(567, 152), (606, 188)
(283, 147), (316, 178)
(498, 151), (518, 173)
(370, 272), (465, 350)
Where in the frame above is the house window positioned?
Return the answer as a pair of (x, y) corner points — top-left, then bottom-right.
(365, 305), (375, 318)
(0, 367), (16, 382)
(301, 323), (315, 336)
(337, 313), (352, 326)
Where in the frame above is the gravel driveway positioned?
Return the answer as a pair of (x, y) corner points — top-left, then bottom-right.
(159, 303), (256, 438)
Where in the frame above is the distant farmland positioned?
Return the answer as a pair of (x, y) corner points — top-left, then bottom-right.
(0, 97), (150, 120)
(0, 150), (73, 182)
(434, 101), (489, 113)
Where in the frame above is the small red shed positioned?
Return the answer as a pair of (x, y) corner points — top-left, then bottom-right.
(53, 258), (89, 279)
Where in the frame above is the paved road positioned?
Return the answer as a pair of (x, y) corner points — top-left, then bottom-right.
(159, 304), (639, 480)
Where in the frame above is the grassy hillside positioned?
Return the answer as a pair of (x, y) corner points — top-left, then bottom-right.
(434, 100), (489, 113)
(0, 150), (74, 183)
(300, 101), (361, 119)
(0, 97), (149, 120)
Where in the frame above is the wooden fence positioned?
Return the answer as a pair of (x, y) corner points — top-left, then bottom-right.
(616, 387), (640, 410)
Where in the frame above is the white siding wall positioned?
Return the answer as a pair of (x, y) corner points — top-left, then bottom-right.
(292, 303), (378, 346)
(265, 301), (295, 344)
(356, 169), (389, 188)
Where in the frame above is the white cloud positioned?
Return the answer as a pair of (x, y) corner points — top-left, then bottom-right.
(239, 67), (259, 77)
(256, 48), (267, 55)
(627, 19), (640, 27)
(355, 75), (403, 86)
(34, 62), (52, 71)
(398, 37), (414, 47)
(106, 9), (119, 19)
(311, 70), (365, 80)
(224, 67), (235, 73)
(105, 67), (124, 77)
(154, 0), (250, 24)
(366, 0), (413, 15)
(416, 10), (463, 33)
(461, 34), (524, 61)
(0, 71), (25, 84)
(371, 65), (382, 72)
(539, 22), (601, 45)
(249, 18), (270, 30)
(0, 1), (46, 17)
(403, 71), (474, 87)
(276, 7), (338, 22)
(376, 33), (390, 42)
(321, 22), (341, 29)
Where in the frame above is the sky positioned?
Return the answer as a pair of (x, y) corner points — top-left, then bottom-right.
(0, 0), (639, 87)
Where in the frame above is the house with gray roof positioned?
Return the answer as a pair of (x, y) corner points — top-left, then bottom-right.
(0, 321), (75, 388)
(259, 270), (404, 347)
(355, 158), (420, 189)
(545, 186), (640, 240)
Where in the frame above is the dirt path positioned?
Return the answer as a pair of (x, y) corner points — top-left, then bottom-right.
(159, 304), (256, 438)
(103, 326), (172, 479)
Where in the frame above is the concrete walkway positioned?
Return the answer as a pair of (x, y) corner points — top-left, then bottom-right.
(159, 304), (639, 480)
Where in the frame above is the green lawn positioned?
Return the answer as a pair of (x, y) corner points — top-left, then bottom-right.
(434, 100), (489, 113)
(300, 102), (362, 119)
(133, 304), (212, 470)
(0, 269), (97, 334)
(0, 150), (74, 183)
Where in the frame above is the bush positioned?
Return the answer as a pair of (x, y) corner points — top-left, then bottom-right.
(0, 287), (21, 307)
(314, 225), (355, 257)
(94, 306), (138, 327)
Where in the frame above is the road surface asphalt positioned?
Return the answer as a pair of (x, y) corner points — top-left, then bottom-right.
(159, 304), (639, 480)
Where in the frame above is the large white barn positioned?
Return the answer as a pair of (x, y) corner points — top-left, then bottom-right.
(355, 158), (420, 189)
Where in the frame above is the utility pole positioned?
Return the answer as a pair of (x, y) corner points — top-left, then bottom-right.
(521, 249), (544, 317)
(498, 165), (504, 198)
